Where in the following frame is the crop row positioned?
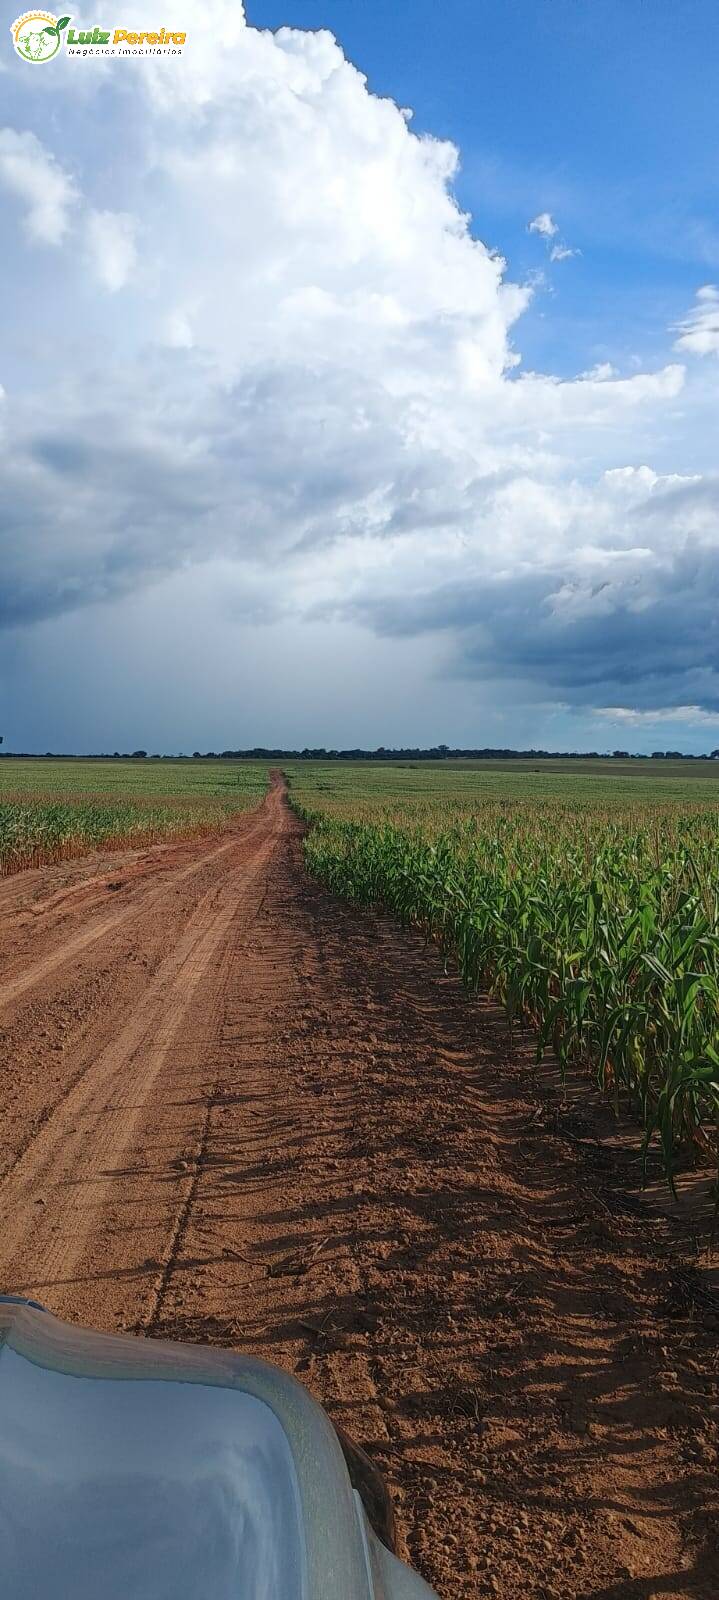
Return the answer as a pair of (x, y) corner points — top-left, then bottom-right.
(0, 799), (232, 876)
(0, 762), (269, 876)
(298, 804), (719, 1186)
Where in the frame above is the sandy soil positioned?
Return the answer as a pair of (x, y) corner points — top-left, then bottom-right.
(0, 775), (716, 1600)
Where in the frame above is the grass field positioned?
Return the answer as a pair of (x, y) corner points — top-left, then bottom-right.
(0, 759), (268, 876)
(288, 759), (719, 1186)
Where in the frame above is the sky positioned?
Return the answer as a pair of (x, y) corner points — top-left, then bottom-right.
(1, 0), (718, 754)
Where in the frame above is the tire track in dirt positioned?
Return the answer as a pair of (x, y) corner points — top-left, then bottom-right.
(137, 867), (274, 1337)
(0, 819), (268, 1013)
(0, 781), (285, 1326)
(0, 787), (282, 1191)
(0, 882), (240, 1280)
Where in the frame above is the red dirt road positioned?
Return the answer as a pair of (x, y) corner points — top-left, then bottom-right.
(0, 777), (716, 1599)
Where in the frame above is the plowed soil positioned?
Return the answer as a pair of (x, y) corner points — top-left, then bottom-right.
(0, 775), (717, 1600)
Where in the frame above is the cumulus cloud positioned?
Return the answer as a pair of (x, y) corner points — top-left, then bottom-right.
(0, 0), (715, 741)
(0, 128), (77, 243)
(0, 124), (140, 296)
(528, 212), (558, 238)
(320, 466), (719, 714)
(673, 285), (719, 356)
(85, 210), (139, 291)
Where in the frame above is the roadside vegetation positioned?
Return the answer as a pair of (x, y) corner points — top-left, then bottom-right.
(288, 760), (719, 1188)
(0, 760), (268, 875)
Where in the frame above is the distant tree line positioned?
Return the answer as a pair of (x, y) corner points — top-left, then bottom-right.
(187, 745), (719, 761)
(4, 746), (719, 762)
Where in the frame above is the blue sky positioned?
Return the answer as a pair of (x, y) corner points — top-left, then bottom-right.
(249, 0), (719, 385)
(1, 0), (718, 753)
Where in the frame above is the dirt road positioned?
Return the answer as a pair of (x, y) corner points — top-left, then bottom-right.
(0, 776), (716, 1600)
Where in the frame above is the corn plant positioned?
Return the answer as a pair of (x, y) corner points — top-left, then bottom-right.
(294, 774), (719, 1189)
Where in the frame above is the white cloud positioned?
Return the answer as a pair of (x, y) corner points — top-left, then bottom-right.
(0, 0), (715, 731)
(673, 284), (719, 356)
(528, 212), (558, 238)
(163, 308), (195, 348)
(581, 363), (618, 381)
(595, 706), (719, 727)
(85, 210), (138, 291)
(529, 211), (578, 266)
(0, 128), (138, 294)
(0, 127), (77, 244)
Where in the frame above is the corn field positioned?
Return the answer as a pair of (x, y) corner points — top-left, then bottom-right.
(0, 761), (268, 875)
(292, 767), (719, 1188)
(0, 799), (231, 876)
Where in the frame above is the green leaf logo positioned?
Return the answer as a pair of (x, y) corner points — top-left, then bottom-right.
(42, 16), (69, 38)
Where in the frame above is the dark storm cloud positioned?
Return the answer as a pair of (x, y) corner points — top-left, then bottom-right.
(339, 539), (719, 712)
(5, 357), (719, 727)
(0, 413), (217, 627)
(0, 357), (433, 627)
